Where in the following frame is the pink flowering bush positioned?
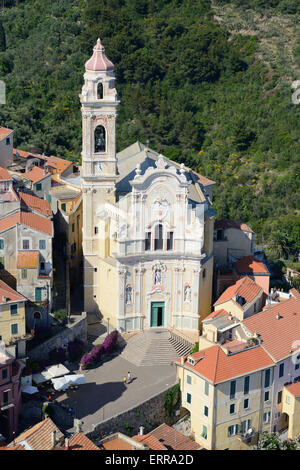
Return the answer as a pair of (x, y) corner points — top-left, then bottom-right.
(80, 331), (119, 370)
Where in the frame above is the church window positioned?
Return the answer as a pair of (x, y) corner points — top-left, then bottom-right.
(94, 125), (106, 153)
(154, 224), (163, 251)
(203, 268), (206, 279)
(125, 286), (132, 304)
(167, 231), (173, 251)
(145, 232), (151, 251)
(97, 82), (103, 100)
(95, 227), (98, 235)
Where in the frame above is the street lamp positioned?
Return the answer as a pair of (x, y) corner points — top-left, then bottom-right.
(107, 317), (110, 336)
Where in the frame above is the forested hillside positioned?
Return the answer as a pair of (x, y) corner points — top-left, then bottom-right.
(0, 0), (299, 261)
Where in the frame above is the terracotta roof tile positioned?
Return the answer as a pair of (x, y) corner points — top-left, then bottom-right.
(133, 433), (166, 450)
(67, 433), (100, 451)
(203, 308), (228, 321)
(12, 418), (63, 450)
(0, 279), (26, 304)
(192, 171), (216, 186)
(290, 288), (300, 300)
(17, 251), (39, 269)
(215, 219), (253, 232)
(0, 211), (52, 236)
(19, 192), (51, 217)
(46, 156), (72, 174)
(214, 277), (262, 308)
(243, 297), (300, 361)
(284, 382), (300, 397)
(0, 167), (12, 181)
(150, 424), (201, 450)
(0, 127), (12, 140)
(234, 256), (269, 275)
(176, 344), (274, 384)
(24, 166), (50, 183)
(13, 148), (47, 161)
(102, 438), (133, 450)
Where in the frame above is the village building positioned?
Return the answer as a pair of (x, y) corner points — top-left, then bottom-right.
(0, 128), (13, 169)
(81, 38), (215, 334)
(0, 344), (22, 441)
(213, 219), (255, 268)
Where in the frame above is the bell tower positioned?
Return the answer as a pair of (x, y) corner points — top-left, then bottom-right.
(80, 38), (120, 313)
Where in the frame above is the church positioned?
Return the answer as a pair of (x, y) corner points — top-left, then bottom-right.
(80, 39), (215, 334)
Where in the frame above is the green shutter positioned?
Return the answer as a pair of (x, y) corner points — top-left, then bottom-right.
(35, 287), (42, 301)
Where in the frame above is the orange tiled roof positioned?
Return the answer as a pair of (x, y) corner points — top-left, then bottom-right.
(215, 219), (253, 232)
(17, 251), (39, 269)
(290, 288), (300, 300)
(19, 192), (51, 217)
(203, 309), (228, 321)
(13, 148), (47, 161)
(133, 433), (166, 450)
(12, 418), (63, 450)
(46, 156), (72, 174)
(102, 438), (133, 450)
(149, 424), (201, 451)
(192, 171), (216, 186)
(0, 127), (12, 140)
(67, 433), (100, 451)
(284, 382), (300, 398)
(214, 277), (262, 307)
(0, 211), (52, 236)
(0, 167), (12, 181)
(0, 444), (25, 450)
(235, 256), (269, 275)
(24, 166), (50, 183)
(0, 279), (26, 304)
(175, 344), (274, 384)
(243, 297), (300, 361)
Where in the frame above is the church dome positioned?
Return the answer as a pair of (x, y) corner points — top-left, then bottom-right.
(85, 38), (114, 72)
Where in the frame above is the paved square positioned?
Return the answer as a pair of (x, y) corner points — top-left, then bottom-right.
(56, 355), (177, 434)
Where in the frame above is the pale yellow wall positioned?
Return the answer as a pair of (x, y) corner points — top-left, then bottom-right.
(282, 389), (300, 439)
(0, 301), (26, 343)
(177, 363), (214, 449)
(214, 290), (263, 322)
(198, 257), (213, 328)
(177, 363), (273, 450)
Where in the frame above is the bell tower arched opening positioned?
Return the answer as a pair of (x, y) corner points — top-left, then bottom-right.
(94, 125), (106, 153)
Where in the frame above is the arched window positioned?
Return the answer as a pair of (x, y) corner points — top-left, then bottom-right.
(94, 125), (106, 153)
(97, 82), (103, 100)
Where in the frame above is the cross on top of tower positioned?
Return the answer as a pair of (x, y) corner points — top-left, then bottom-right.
(85, 37), (114, 72)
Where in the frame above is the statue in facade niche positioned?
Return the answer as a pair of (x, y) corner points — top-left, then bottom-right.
(154, 268), (162, 285)
(184, 285), (191, 302)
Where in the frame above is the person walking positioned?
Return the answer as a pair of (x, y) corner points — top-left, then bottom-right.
(127, 371), (131, 384)
(123, 376), (127, 385)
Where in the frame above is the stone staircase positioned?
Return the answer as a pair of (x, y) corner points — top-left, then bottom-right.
(120, 329), (194, 366)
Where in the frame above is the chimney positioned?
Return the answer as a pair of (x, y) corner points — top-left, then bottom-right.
(180, 356), (185, 365)
(2, 296), (7, 302)
(276, 313), (281, 320)
(64, 437), (69, 450)
(139, 426), (144, 436)
(51, 430), (56, 448)
(43, 167), (47, 175)
(74, 418), (82, 433)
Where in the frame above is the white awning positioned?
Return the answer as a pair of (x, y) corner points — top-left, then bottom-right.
(51, 374), (86, 391)
(32, 364), (70, 385)
(22, 385), (39, 395)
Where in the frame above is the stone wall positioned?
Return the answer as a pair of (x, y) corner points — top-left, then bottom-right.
(86, 384), (179, 441)
(28, 313), (87, 361)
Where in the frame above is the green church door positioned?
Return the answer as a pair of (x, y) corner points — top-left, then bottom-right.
(151, 302), (165, 327)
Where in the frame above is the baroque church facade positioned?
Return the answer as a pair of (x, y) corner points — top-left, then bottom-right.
(80, 39), (215, 333)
